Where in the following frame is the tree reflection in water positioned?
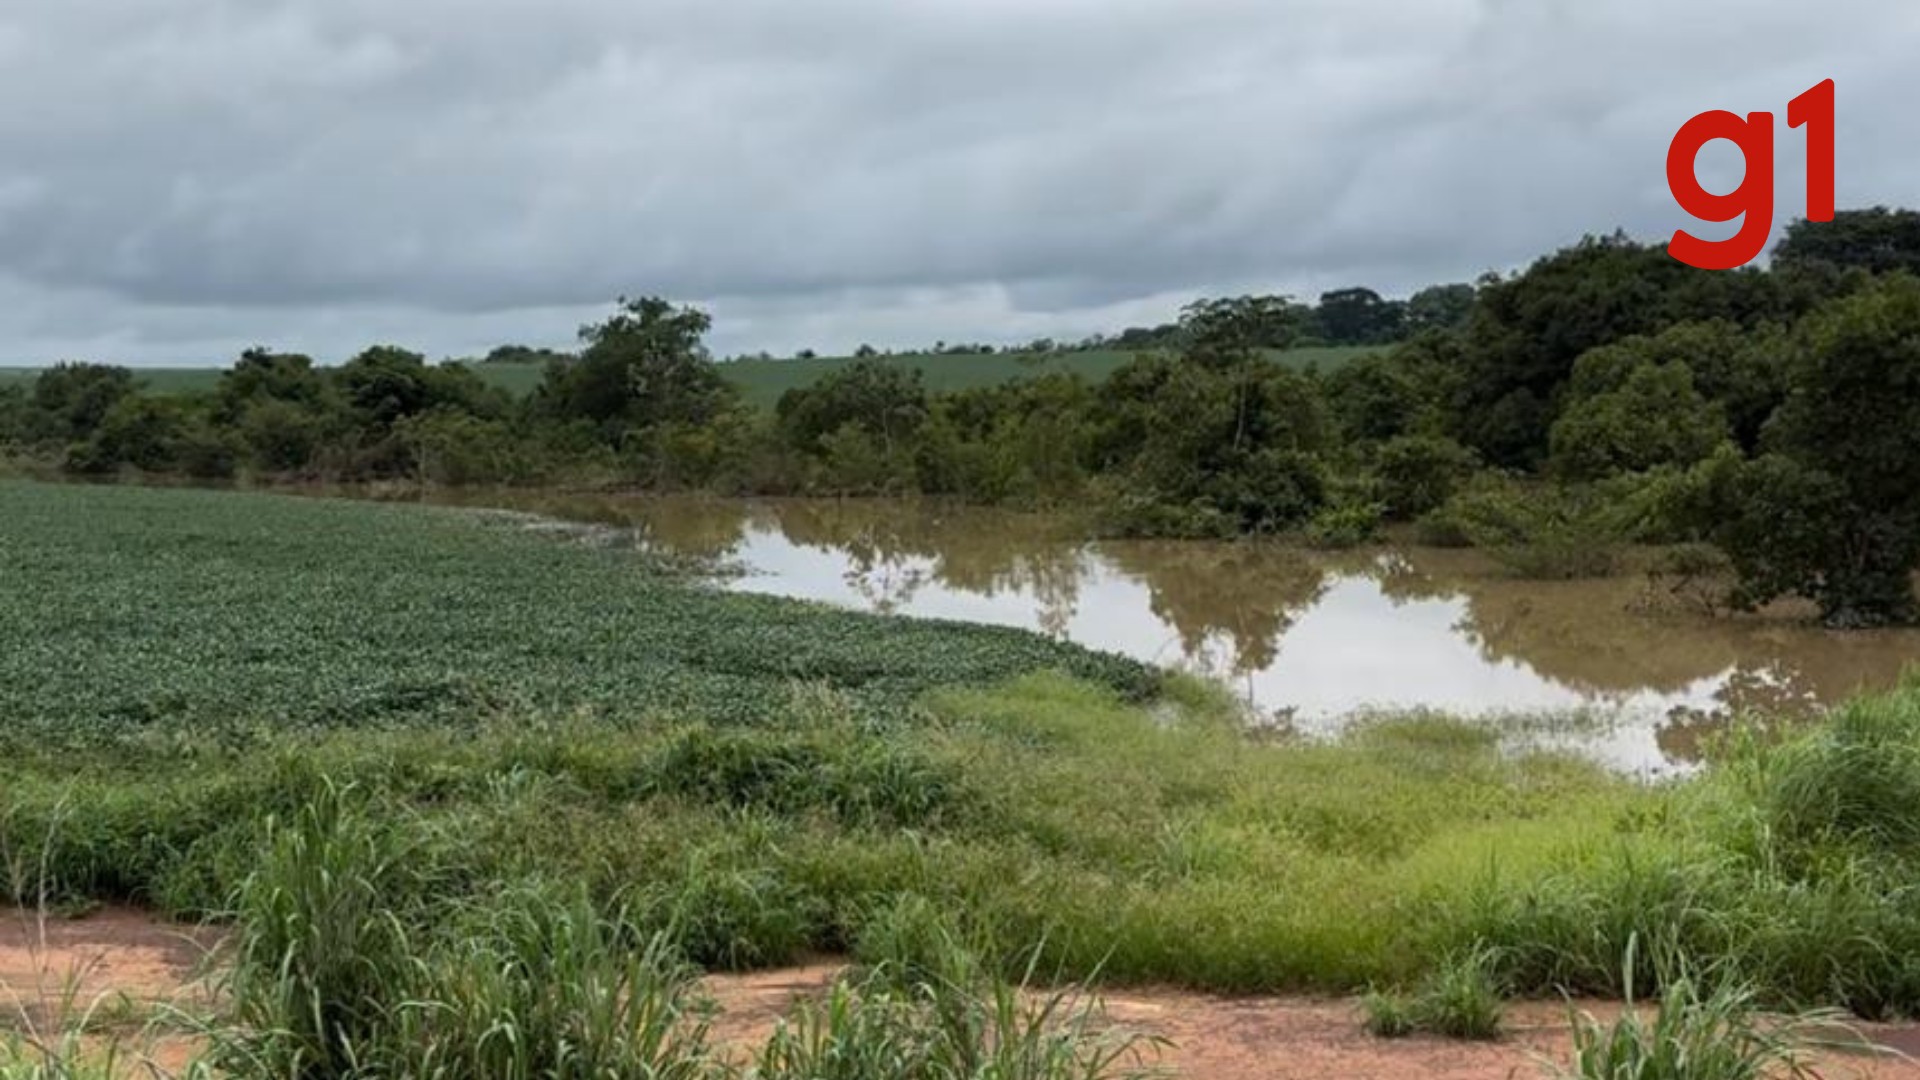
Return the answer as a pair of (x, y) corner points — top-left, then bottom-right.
(462, 493), (1920, 771)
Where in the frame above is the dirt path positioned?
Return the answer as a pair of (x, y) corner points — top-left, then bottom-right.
(5, 910), (1918, 1079)
(696, 963), (1920, 1079)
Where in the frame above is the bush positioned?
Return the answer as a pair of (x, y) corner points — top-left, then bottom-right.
(1304, 500), (1384, 549)
(1434, 481), (1626, 578)
(1549, 360), (1730, 480)
(1208, 448), (1328, 534)
(395, 409), (546, 486)
(1369, 435), (1478, 520)
(1688, 276), (1920, 626)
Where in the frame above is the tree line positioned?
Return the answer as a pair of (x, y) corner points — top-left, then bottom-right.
(4, 208), (1920, 625)
(481, 280), (1474, 365)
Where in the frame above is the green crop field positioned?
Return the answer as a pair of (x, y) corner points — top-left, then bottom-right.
(0, 345), (1377, 409)
(0, 481), (1148, 749)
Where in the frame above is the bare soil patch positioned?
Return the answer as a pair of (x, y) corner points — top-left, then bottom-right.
(6, 910), (1918, 1079)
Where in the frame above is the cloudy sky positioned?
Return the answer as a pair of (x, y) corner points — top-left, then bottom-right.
(0, 0), (1912, 365)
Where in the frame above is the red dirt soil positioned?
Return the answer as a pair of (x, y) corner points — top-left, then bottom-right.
(698, 963), (1920, 1079)
(5, 910), (1918, 1079)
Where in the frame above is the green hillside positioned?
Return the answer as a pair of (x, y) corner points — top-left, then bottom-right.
(0, 345), (1379, 409)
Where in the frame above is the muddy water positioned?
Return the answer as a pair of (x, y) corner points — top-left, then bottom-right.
(450, 492), (1920, 773)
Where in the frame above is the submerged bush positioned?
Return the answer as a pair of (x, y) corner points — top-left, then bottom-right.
(1368, 434), (1478, 520)
(1304, 499), (1384, 550)
(1432, 480), (1627, 578)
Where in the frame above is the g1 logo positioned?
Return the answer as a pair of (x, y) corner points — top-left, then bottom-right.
(1667, 79), (1834, 270)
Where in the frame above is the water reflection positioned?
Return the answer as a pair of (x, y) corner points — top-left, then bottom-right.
(455, 493), (1920, 773)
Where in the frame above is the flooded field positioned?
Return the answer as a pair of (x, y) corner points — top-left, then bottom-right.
(439, 492), (1920, 772)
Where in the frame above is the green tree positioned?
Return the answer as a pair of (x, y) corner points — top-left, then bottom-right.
(1316, 287), (1405, 345)
(1404, 283), (1477, 334)
(1453, 234), (1782, 466)
(1094, 340), (1330, 535)
(239, 399), (331, 473)
(217, 348), (330, 421)
(337, 346), (503, 429)
(537, 297), (737, 441)
(1369, 435), (1478, 519)
(479, 344), (571, 366)
(1180, 294), (1312, 358)
(1322, 352), (1427, 444)
(29, 362), (135, 442)
(1549, 359), (1730, 480)
(0, 384), (27, 446)
(71, 396), (189, 473)
(1691, 276), (1920, 625)
(1774, 207), (1920, 277)
(776, 359), (928, 457)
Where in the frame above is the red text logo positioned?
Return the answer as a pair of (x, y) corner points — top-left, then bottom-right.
(1667, 79), (1834, 270)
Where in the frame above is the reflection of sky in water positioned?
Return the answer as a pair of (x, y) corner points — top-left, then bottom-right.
(706, 525), (1755, 773)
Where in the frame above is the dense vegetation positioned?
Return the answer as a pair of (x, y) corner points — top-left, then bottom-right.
(0, 344), (1377, 410)
(4, 482), (1920, 1080)
(6, 210), (1919, 624)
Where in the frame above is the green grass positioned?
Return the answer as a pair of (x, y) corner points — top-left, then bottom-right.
(0, 346), (1378, 410)
(1548, 937), (1848, 1080)
(1362, 946), (1506, 1040)
(6, 480), (1920, 1044)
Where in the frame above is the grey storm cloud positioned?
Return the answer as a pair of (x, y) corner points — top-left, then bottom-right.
(0, 0), (1914, 362)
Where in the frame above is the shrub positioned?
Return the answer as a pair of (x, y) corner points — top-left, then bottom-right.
(1688, 276), (1920, 626)
(1304, 499), (1384, 549)
(1369, 435), (1478, 519)
(1208, 448), (1328, 534)
(1549, 358), (1731, 481)
(1435, 481), (1626, 578)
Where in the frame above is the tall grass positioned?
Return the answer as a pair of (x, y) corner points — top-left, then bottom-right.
(384, 889), (717, 1080)
(1549, 938), (1851, 1080)
(204, 778), (1154, 1080)
(1361, 945), (1504, 1041)
(216, 783), (419, 1078)
(761, 910), (1163, 1080)
(16, 675), (1920, 1015)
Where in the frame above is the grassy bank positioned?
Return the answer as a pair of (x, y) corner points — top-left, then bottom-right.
(5, 480), (1920, 1049)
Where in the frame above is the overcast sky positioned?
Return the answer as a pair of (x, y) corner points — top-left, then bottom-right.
(0, 0), (1913, 365)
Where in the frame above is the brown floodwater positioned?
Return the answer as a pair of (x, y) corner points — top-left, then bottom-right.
(433, 491), (1920, 774)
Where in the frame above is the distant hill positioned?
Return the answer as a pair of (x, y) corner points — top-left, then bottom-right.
(0, 345), (1379, 409)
